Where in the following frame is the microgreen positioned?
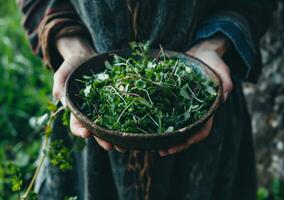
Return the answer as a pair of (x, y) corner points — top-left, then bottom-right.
(78, 42), (217, 134)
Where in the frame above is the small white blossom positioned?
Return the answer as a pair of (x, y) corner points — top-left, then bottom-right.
(118, 85), (125, 92)
(97, 73), (109, 81)
(185, 66), (192, 73)
(147, 62), (156, 68)
(84, 85), (92, 97)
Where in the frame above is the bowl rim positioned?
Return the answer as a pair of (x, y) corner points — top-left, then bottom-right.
(64, 49), (222, 138)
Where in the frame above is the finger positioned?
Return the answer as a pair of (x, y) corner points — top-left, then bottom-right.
(94, 136), (113, 151)
(52, 72), (65, 101)
(209, 60), (233, 101)
(186, 117), (213, 144)
(70, 114), (92, 138)
(53, 57), (88, 101)
(168, 140), (193, 154)
(159, 150), (169, 157)
(70, 114), (113, 150)
(187, 51), (233, 101)
(168, 117), (214, 154)
(52, 61), (74, 100)
(114, 145), (127, 153)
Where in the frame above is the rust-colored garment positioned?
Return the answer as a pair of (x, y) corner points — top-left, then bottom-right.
(18, 0), (89, 70)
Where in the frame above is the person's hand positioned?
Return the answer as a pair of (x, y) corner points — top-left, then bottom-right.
(159, 34), (233, 156)
(54, 36), (123, 152)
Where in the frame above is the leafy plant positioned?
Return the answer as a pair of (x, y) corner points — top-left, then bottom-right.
(258, 187), (269, 200)
(0, 1), (52, 199)
(78, 42), (217, 134)
(6, 163), (23, 198)
(64, 196), (78, 200)
(48, 140), (72, 171)
(257, 179), (284, 200)
(3, 102), (74, 200)
(271, 179), (284, 200)
(19, 104), (73, 200)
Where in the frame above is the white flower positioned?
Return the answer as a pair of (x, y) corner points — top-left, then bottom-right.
(118, 85), (125, 92)
(84, 85), (92, 97)
(97, 73), (109, 81)
(185, 66), (192, 73)
(147, 62), (156, 68)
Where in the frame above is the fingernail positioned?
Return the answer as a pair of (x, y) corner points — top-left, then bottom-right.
(168, 149), (176, 154)
(159, 151), (169, 157)
(115, 146), (126, 153)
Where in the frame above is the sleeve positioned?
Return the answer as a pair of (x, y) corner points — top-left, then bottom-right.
(192, 0), (277, 82)
(18, 0), (91, 71)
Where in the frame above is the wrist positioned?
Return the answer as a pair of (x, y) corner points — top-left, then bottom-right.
(56, 36), (95, 60)
(192, 33), (231, 57)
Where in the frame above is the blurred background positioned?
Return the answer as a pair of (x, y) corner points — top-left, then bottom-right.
(0, 1), (283, 199)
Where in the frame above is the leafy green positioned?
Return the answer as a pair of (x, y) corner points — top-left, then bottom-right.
(78, 42), (218, 134)
(6, 163), (23, 192)
(48, 140), (72, 172)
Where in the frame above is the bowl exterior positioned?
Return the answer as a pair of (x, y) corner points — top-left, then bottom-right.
(65, 49), (222, 150)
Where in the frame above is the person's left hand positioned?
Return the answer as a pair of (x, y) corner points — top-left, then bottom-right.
(159, 35), (233, 156)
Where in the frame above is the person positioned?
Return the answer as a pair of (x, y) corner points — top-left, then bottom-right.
(19, 0), (276, 199)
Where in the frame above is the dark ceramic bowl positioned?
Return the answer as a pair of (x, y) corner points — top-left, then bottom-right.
(64, 49), (222, 150)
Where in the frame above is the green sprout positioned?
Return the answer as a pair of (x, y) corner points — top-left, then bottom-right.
(78, 42), (217, 134)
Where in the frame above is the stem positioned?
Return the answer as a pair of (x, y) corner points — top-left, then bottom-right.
(52, 106), (65, 118)
(117, 101), (134, 123)
(137, 127), (150, 134)
(17, 192), (20, 200)
(21, 105), (63, 199)
(21, 143), (47, 200)
(141, 89), (153, 106)
(187, 85), (204, 103)
(105, 86), (126, 103)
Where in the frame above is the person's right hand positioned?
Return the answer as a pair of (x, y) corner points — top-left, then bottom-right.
(53, 36), (115, 151)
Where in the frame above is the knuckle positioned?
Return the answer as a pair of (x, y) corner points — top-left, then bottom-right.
(186, 50), (195, 57)
(52, 88), (60, 99)
(80, 130), (90, 138)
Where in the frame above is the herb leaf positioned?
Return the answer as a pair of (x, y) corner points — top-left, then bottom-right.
(77, 42), (217, 134)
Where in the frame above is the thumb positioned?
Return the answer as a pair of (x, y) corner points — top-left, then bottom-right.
(188, 51), (233, 102)
(52, 60), (72, 102)
(52, 56), (90, 103)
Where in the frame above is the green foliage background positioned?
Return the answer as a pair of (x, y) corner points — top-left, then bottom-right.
(0, 1), (282, 200)
(0, 1), (52, 199)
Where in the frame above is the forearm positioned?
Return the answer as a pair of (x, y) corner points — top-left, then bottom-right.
(56, 36), (95, 60)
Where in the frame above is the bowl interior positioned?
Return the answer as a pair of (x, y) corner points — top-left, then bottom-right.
(64, 49), (222, 138)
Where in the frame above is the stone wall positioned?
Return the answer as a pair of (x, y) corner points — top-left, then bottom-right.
(244, 2), (284, 186)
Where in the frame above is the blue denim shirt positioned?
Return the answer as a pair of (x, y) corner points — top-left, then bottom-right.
(193, 11), (256, 81)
